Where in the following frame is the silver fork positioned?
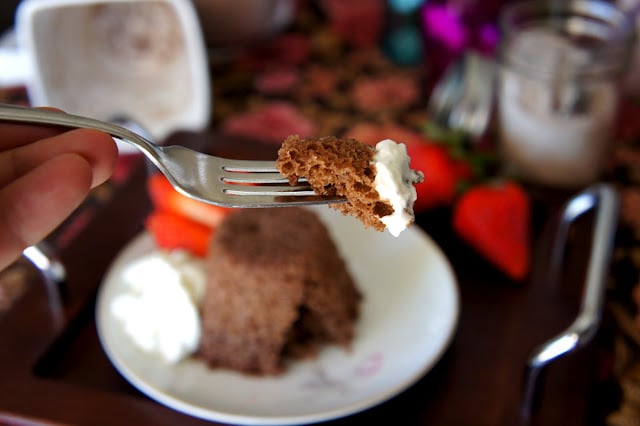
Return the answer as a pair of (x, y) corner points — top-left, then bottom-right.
(0, 104), (345, 208)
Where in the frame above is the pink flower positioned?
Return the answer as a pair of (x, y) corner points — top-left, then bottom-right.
(351, 75), (420, 113)
(254, 68), (300, 94)
(354, 353), (384, 376)
(420, 2), (501, 57)
(421, 4), (468, 53)
(220, 102), (316, 144)
(477, 22), (500, 54)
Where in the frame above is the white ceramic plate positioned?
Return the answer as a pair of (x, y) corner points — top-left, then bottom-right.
(96, 207), (459, 425)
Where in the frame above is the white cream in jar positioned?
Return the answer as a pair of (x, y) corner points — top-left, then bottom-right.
(496, 1), (633, 189)
(498, 29), (617, 188)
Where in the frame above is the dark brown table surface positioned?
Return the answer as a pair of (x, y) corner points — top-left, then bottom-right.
(0, 131), (612, 426)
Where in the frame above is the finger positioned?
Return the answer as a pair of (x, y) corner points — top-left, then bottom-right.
(0, 107), (67, 149)
(0, 128), (118, 189)
(0, 122), (65, 149)
(0, 153), (94, 271)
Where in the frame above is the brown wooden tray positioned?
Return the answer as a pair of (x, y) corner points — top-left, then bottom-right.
(0, 132), (610, 426)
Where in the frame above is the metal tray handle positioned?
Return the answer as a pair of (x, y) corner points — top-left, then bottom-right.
(521, 183), (619, 418)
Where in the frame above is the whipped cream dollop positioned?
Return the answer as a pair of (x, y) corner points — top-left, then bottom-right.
(110, 250), (205, 363)
(373, 139), (424, 237)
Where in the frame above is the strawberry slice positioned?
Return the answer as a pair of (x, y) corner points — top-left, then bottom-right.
(452, 180), (531, 281)
(147, 173), (231, 228)
(408, 143), (472, 212)
(145, 210), (213, 257)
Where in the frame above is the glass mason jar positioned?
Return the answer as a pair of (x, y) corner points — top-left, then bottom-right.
(496, 0), (635, 188)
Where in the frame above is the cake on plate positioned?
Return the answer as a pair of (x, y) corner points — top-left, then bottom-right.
(198, 207), (361, 375)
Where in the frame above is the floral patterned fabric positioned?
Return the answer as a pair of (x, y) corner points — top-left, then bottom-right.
(210, 7), (431, 146)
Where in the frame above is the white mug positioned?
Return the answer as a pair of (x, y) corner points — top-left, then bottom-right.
(0, 0), (211, 150)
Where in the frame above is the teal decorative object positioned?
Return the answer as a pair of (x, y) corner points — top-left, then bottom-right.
(387, 0), (426, 15)
(384, 23), (424, 65)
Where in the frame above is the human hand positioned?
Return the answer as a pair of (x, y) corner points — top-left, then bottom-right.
(0, 119), (118, 271)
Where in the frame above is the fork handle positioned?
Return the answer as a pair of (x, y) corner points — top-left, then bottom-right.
(0, 104), (160, 161)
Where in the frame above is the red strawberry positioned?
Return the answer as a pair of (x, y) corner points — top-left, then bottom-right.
(147, 173), (231, 228)
(145, 210), (213, 257)
(408, 143), (472, 212)
(452, 180), (531, 281)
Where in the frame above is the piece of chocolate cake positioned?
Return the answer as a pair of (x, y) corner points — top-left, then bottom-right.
(198, 207), (361, 375)
(276, 135), (423, 237)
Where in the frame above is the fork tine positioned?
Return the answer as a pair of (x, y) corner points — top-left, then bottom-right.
(220, 194), (347, 208)
(221, 159), (279, 172)
(218, 158), (310, 184)
(220, 171), (292, 184)
(223, 183), (316, 196)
